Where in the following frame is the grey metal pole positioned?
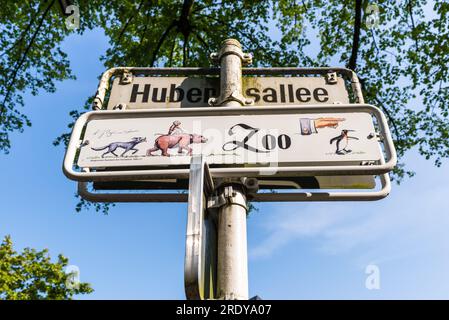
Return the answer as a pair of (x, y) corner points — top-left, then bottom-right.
(210, 39), (252, 300)
(209, 39), (253, 108)
(216, 184), (248, 300)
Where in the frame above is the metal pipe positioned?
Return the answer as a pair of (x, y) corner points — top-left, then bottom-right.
(212, 39), (249, 300)
(216, 185), (248, 300)
(209, 39), (252, 107)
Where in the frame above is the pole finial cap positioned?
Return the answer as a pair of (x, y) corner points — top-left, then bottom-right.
(221, 38), (242, 48)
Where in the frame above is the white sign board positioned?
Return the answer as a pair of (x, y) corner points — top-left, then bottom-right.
(77, 111), (382, 170)
(107, 76), (349, 109)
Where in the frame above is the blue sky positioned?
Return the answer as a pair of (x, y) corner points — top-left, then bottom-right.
(1, 19), (449, 299)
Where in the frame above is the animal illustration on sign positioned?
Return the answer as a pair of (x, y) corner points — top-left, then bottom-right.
(146, 121), (207, 157)
(299, 117), (360, 155)
(91, 137), (146, 157)
(329, 130), (359, 155)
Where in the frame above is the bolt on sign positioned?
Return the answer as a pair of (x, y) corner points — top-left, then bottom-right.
(107, 76), (349, 110)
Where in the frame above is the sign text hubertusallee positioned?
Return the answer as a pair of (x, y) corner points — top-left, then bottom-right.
(107, 76), (349, 109)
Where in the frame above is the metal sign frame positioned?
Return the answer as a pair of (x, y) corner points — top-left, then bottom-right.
(77, 172), (391, 202)
(92, 67), (365, 111)
(89, 175), (377, 191)
(63, 104), (397, 182)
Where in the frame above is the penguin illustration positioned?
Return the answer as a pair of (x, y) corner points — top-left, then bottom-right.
(329, 130), (359, 155)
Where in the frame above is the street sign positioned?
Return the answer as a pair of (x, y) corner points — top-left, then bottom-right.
(63, 104), (396, 182)
(77, 111), (380, 168)
(86, 66), (370, 198)
(107, 76), (349, 110)
(63, 38), (398, 302)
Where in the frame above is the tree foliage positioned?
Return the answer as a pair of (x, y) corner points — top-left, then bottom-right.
(0, 235), (93, 300)
(1, 1), (448, 212)
(1, 1), (69, 152)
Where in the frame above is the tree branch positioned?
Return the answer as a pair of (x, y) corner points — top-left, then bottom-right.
(177, 0), (194, 66)
(0, 3), (42, 57)
(192, 29), (211, 56)
(347, 0), (363, 71)
(150, 20), (177, 67)
(139, 4), (151, 45)
(407, 0), (420, 50)
(117, 0), (145, 42)
(1, 0), (56, 118)
(168, 35), (177, 67)
(179, 0), (194, 25)
(196, 13), (265, 52)
(149, 0), (194, 67)
(177, 0), (194, 39)
(370, 29), (380, 56)
(182, 34), (188, 66)
(359, 77), (401, 141)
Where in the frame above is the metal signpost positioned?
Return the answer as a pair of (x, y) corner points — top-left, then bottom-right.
(63, 39), (397, 300)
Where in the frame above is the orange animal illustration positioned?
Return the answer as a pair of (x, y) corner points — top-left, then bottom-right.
(146, 133), (207, 156)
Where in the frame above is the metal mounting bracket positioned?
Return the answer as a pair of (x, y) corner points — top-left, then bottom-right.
(112, 103), (127, 110)
(326, 71), (338, 84)
(120, 69), (133, 85)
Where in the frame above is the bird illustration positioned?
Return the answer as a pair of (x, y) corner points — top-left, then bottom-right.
(329, 130), (359, 155)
